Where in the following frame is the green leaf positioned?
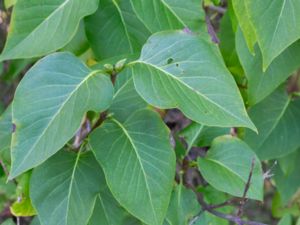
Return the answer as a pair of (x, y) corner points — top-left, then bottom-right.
(130, 31), (256, 130)
(0, 0), (99, 61)
(131, 0), (206, 33)
(164, 184), (200, 225)
(88, 187), (144, 225)
(90, 109), (176, 225)
(278, 149), (300, 175)
(88, 194), (125, 225)
(218, 11), (243, 76)
(246, 0), (300, 70)
(10, 173), (35, 217)
(0, 106), (12, 153)
(61, 21), (89, 56)
(274, 150), (300, 205)
(9, 52), (114, 179)
(179, 122), (230, 149)
(179, 123), (204, 152)
(108, 68), (147, 123)
(30, 217), (41, 225)
(278, 214), (292, 225)
(85, 0), (151, 60)
(4, 0), (16, 9)
(236, 28), (300, 105)
(198, 135), (263, 200)
(231, 0), (256, 53)
(0, 219), (15, 225)
(1, 58), (35, 81)
(30, 151), (103, 225)
(244, 88), (300, 160)
(88, 163), (143, 225)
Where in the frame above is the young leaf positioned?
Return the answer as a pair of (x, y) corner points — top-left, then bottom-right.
(131, 0), (206, 32)
(130, 31), (256, 130)
(244, 88), (300, 160)
(0, 106), (12, 153)
(30, 151), (103, 225)
(164, 184), (200, 225)
(0, 0), (99, 61)
(90, 109), (176, 225)
(198, 135), (264, 200)
(85, 0), (151, 59)
(10, 173), (35, 217)
(10, 52), (114, 179)
(236, 28), (300, 105)
(246, 0), (300, 69)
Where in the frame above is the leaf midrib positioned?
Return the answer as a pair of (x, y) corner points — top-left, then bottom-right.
(65, 152), (82, 225)
(110, 118), (158, 225)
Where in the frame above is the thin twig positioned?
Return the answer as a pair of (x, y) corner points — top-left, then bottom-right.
(237, 158), (256, 217)
(205, 14), (220, 44)
(206, 5), (226, 14)
(207, 198), (238, 209)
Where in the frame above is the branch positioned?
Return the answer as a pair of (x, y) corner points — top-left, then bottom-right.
(187, 157), (266, 225)
(205, 14), (220, 44)
(205, 5), (226, 14)
(237, 158), (256, 217)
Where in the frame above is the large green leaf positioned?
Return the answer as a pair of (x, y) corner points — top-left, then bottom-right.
(131, 0), (206, 33)
(0, 0), (99, 61)
(246, 0), (300, 70)
(90, 109), (176, 225)
(0, 106), (12, 152)
(30, 151), (102, 225)
(85, 0), (151, 59)
(236, 28), (300, 105)
(9, 52), (114, 179)
(244, 88), (300, 160)
(164, 184), (200, 225)
(130, 31), (256, 130)
(198, 136), (263, 200)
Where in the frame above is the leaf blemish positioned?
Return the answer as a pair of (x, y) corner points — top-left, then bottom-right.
(167, 58), (174, 64)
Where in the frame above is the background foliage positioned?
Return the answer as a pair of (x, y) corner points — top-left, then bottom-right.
(1, 0), (300, 225)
